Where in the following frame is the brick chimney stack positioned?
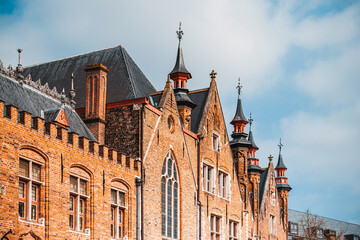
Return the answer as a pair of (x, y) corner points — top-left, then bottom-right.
(84, 64), (108, 145)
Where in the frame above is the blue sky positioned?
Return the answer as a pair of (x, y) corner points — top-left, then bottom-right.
(0, 0), (359, 224)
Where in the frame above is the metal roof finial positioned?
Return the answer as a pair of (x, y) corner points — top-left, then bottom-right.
(176, 22), (183, 43)
(269, 155), (273, 161)
(278, 138), (283, 153)
(249, 112), (253, 130)
(210, 70), (217, 81)
(16, 48), (24, 82)
(236, 78), (242, 98)
(69, 73), (76, 109)
(61, 88), (66, 104)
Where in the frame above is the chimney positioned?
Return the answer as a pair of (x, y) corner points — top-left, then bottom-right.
(84, 64), (109, 145)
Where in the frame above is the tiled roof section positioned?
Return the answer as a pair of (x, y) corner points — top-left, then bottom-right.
(288, 209), (360, 237)
(276, 153), (287, 169)
(248, 130), (258, 149)
(259, 168), (268, 204)
(231, 97), (248, 123)
(23, 45), (156, 108)
(0, 74), (96, 141)
(188, 88), (209, 133)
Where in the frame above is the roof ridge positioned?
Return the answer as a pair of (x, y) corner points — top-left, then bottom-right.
(188, 88), (210, 94)
(24, 45), (122, 68)
(289, 209), (360, 226)
(119, 46), (136, 99)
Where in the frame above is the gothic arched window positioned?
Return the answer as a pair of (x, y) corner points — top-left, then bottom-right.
(161, 151), (179, 239)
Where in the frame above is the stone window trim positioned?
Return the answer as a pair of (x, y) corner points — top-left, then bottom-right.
(69, 174), (90, 233)
(161, 151), (180, 239)
(19, 157), (44, 224)
(270, 214), (276, 235)
(212, 131), (221, 152)
(111, 187), (127, 239)
(218, 170), (230, 200)
(229, 220), (240, 240)
(202, 161), (216, 195)
(210, 214), (222, 240)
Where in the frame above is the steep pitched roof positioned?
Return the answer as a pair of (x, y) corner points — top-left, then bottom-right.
(0, 74), (95, 141)
(259, 168), (269, 204)
(288, 209), (360, 237)
(248, 130), (259, 149)
(231, 96), (248, 123)
(23, 45), (156, 108)
(275, 153), (287, 169)
(188, 88), (209, 133)
(169, 46), (191, 76)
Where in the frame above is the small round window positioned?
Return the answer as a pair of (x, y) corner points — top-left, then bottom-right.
(168, 116), (174, 132)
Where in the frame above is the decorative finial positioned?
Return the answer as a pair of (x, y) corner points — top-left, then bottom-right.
(249, 112), (253, 130)
(16, 48), (24, 81)
(176, 22), (183, 43)
(61, 88), (66, 104)
(69, 73), (76, 108)
(278, 138), (283, 153)
(210, 70), (217, 81)
(236, 78), (242, 97)
(269, 155), (273, 161)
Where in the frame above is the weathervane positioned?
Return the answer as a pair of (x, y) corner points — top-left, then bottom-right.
(176, 22), (183, 43)
(236, 78), (242, 96)
(278, 138), (283, 153)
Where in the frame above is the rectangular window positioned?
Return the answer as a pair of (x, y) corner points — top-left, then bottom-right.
(19, 201), (25, 219)
(210, 215), (221, 240)
(69, 176), (88, 232)
(203, 164), (214, 193)
(111, 189), (117, 204)
(213, 133), (220, 151)
(290, 222), (298, 235)
(270, 215), (276, 234)
(218, 171), (228, 198)
(229, 220), (239, 240)
(111, 188), (126, 239)
(119, 192), (125, 207)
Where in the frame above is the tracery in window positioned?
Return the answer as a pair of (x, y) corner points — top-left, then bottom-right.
(161, 151), (179, 239)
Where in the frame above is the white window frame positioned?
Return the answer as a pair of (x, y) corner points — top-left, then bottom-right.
(229, 220), (239, 240)
(111, 188), (126, 239)
(210, 214), (222, 240)
(19, 158), (43, 223)
(69, 174), (89, 233)
(218, 170), (229, 199)
(202, 162), (215, 194)
(212, 131), (221, 152)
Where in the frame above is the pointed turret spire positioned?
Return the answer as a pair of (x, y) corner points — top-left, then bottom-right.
(247, 113), (258, 150)
(231, 78), (248, 124)
(275, 138), (287, 169)
(247, 113), (261, 172)
(169, 22), (192, 88)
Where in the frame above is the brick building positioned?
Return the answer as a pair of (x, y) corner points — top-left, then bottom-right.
(0, 29), (291, 240)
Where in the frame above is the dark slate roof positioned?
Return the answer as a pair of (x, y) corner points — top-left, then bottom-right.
(174, 89), (197, 108)
(0, 74), (95, 141)
(259, 168), (268, 204)
(248, 130), (259, 149)
(23, 45), (156, 108)
(43, 107), (61, 122)
(231, 97), (248, 123)
(275, 153), (287, 169)
(149, 92), (163, 108)
(288, 209), (360, 238)
(188, 89), (209, 133)
(169, 45), (191, 76)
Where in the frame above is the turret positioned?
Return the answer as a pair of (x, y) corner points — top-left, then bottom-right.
(247, 113), (262, 173)
(169, 23), (196, 130)
(275, 139), (291, 233)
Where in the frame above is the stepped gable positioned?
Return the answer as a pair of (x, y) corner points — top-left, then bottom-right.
(23, 45), (156, 108)
(0, 73), (95, 141)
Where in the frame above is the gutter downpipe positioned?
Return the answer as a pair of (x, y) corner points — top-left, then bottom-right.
(135, 177), (142, 240)
(140, 104), (145, 240)
(197, 135), (204, 240)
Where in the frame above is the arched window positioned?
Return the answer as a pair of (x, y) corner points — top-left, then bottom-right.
(161, 151), (179, 239)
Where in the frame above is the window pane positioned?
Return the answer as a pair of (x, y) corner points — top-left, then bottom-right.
(174, 182), (178, 239)
(111, 207), (114, 221)
(19, 182), (25, 198)
(119, 192), (125, 207)
(70, 176), (77, 192)
(79, 216), (83, 231)
(167, 180), (172, 238)
(32, 163), (41, 181)
(161, 177), (166, 236)
(118, 209), (122, 223)
(80, 199), (84, 214)
(31, 185), (38, 202)
(69, 214), (74, 229)
(167, 158), (172, 177)
(19, 201), (25, 218)
(19, 159), (29, 177)
(111, 224), (114, 237)
(173, 164), (178, 181)
(118, 226), (122, 238)
(70, 197), (74, 211)
(31, 205), (37, 220)
(80, 179), (87, 195)
(111, 189), (117, 204)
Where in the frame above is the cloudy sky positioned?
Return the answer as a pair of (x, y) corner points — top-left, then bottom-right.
(1, 0), (359, 224)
